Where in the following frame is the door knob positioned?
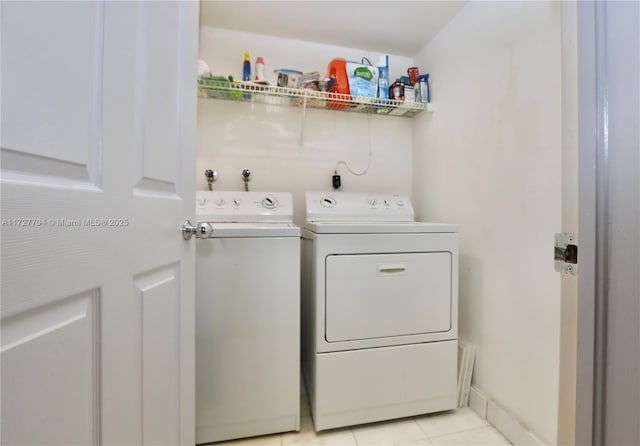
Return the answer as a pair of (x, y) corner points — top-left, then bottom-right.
(182, 220), (213, 240)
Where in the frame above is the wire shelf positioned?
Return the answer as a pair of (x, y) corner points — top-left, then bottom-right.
(197, 78), (431, 117)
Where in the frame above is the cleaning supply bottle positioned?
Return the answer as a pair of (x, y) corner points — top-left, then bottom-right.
(327, 58), (350, 110)
(377, 55), (389, 100)
(242, 51), (251, 81)
(255, 56), (265, 81)
(418, 74), (430, 103)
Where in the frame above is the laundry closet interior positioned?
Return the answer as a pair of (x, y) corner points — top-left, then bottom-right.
(195, 1), (565, 446)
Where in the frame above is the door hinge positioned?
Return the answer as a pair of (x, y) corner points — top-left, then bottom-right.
(555, 233), (578, 275)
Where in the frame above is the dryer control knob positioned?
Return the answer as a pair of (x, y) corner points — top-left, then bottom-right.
(262, 196), (278, 209)
(396, 200), (405, 207)
(216, 198), (226, 207)
(320, 197), (336, 208)
(232, 199), (241, 207)
(368, 199), (378, 206)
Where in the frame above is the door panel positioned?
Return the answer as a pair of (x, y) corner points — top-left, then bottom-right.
(1, 291), (100, 445)
(1, 2), (103, 185)
(325, 252), (452, 342)
(1, 2), (197, 445)
(133, 2), (181, 195)
(136, 265), (181, 446)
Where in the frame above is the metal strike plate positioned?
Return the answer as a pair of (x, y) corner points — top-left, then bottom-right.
(555, 233), (578, 275)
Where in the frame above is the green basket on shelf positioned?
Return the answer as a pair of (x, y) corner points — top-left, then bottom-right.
(199, 77), (243, 99)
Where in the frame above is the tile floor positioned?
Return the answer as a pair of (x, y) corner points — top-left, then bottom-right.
(214, 396), (512, 446)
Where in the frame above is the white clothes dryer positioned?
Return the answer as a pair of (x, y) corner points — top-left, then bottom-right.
(301, 192), (459, 431)
(195, 191), (300, 444)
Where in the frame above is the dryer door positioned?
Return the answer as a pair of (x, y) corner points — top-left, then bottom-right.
(325, 252), (452, 342)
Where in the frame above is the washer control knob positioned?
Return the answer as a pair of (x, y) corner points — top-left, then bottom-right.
(216, 198), (226, 207)
(232, 199), (241, 207)
(384, 199), (390, 207)
(262, 196), (278, 209)
(320, 197), (336, 208)
(198, 198), (206, 206)
(396, 200), (405, 207)
(368, 199), (378, 207)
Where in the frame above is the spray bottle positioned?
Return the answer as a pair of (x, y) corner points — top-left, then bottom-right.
(242, 51), (251, 81)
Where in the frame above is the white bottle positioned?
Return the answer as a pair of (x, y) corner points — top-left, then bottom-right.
(255, 56), (265, 81)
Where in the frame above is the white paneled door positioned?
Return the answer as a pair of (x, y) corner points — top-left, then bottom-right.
(1, 2), (197, 445)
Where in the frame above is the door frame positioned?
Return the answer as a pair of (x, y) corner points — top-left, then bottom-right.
(575, 2), (598, 443)
(575, 1), (640, 444)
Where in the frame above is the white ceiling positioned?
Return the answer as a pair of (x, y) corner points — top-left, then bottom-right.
(199, 1), (467, 57)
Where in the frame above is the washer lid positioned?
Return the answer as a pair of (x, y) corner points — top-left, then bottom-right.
(306, 192), (414, 222)
(203, 222), (300, 238)
(304, 221), (458, 234)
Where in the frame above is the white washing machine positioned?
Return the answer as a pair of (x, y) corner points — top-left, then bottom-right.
(195, 191), (300, 444)
(301, 192), (459, 431)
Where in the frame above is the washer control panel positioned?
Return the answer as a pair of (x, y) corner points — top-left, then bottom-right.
(196, 191), (293, 222)
(306, 192), (414, 222)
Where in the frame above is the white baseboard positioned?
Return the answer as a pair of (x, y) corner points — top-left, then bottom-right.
(468, 385), (544, 446)
(468, 385), (488, 419)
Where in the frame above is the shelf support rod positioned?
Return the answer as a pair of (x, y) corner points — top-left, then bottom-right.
(299, 93), (308, 146)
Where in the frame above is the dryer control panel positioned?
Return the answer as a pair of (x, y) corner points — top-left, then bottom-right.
(196, 191), (294, 222)
(306, 192), (415, 222)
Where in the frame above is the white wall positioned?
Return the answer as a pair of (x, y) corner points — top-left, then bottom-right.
(197, 27), (416, 225)
(412, 2), (562, 444)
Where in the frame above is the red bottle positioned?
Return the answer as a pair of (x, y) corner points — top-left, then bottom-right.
(407, 67), (419, 86)
(327, 59), (350, 110)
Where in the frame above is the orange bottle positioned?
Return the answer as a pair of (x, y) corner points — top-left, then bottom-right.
(327, 58), (350, 110)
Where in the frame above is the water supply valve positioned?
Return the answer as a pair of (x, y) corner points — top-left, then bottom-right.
(241, 169), (252, 191)
(205, 169), (218, 191)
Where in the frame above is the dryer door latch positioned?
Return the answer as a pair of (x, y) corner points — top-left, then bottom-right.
(555, 233), (578, 275)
